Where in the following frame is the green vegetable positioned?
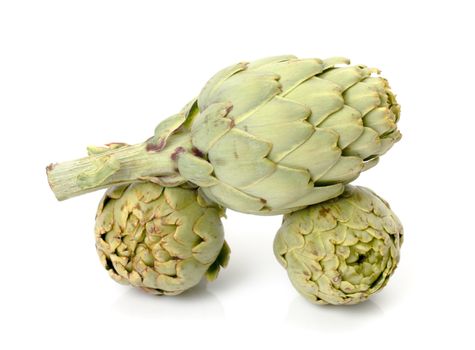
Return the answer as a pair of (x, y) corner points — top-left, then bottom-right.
(95, 182), (230, 295)
(47, 55), (400, 215)
(274, 185), (403, 305)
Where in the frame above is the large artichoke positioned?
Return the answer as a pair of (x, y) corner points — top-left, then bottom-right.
(274, 185), (403, 305)
(95, 182), (230, 295)
(47, 55), (400, 215)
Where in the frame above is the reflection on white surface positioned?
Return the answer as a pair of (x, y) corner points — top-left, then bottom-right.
(286, 295), (384, 330)
(112, 280), (225, 319)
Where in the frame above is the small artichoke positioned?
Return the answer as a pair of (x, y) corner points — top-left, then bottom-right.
(95, 182), (230, 295)
(274, 185), (403, 305)
(47, 55), (400, 216)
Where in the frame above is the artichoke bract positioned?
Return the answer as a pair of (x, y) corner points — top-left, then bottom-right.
(47, 55), (401, 215)
(95, 182), (230, 295)
(274, 185), (403, 305)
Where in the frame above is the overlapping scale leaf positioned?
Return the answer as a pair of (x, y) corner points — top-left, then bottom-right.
(191, 102), (234, 153)
(319, 105), (364, 148)
(253, 58), (324, 94)
(344, 127), (382, 159)
(278, 128), (341, 181)
(201, 70), (282, 120)
(318, 65), (372, 91)
(285, 77), (344, 126)
(236, 96), (313, 161)
(208, 128), (275, 188)
(316, 156), (363, 184)
(364, 107), (397, 135)
(198, 62), (247, 111)
(199, 182), (268, 214)
(274, 185), (403, 305)
(343, 82), (381, 116)
(240, 164), (328, 210)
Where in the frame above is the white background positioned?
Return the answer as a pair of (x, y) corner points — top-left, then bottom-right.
(1, 0), (473, 348)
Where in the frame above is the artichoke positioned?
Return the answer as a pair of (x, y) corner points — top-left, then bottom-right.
(47, 55), (401, 215)
(274, 185), (403, 305)
(95, 182), (230, 295)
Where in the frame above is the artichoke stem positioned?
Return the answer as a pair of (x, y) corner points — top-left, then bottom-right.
(46, 134), (190, 201)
